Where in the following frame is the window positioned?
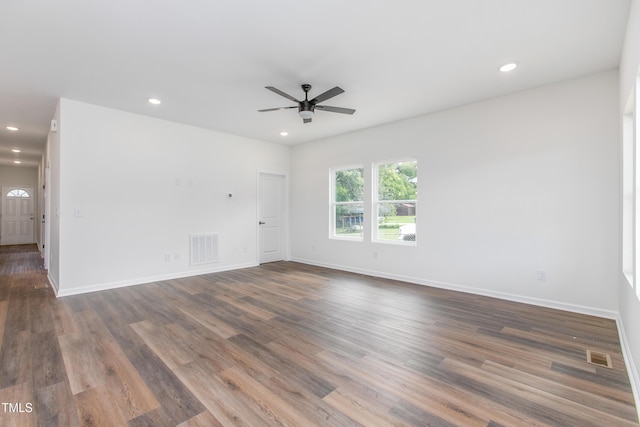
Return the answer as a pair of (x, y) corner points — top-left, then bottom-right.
(623, 109), (634, 286)
(331, 166), (364, 240)
(374, 160), (417, 243)
(6, 189), (29, 198)
(622, 73), (640, 301)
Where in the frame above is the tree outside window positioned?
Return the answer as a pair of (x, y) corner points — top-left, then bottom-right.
(332, 167), (364, 240)
(375, 160), (417, 243)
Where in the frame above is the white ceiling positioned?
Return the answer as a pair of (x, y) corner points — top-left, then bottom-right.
(0, 0), (631, 167)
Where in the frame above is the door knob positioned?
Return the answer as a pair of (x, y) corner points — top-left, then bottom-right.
(259, 221), (265, 225)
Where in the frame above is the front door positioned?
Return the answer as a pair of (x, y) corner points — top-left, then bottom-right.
(258, 173), (286, 263)
(1, 187), (35, 245)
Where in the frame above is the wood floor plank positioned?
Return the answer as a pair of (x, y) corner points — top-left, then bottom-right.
(173, 360), (269, 427)
(177, 303), (238, 339)
(0, 300), (9, 349)
(128, 407), (181, 427)
(33, 381), (80, 427)
(30, 330), (66, 390)
(176, 410), (224, 427)
(228, 333), (336, 398)
(73, 385), (127, 426)
(130, 320), (195, 370)
(220, 366), (323, 427)
(123, 344), (205, 424)
(0, 245), (636, 426)
(480, 359), (639, 422)
(95, 341), (160, 420)
(87, 294), (146, 350)
(442, 357), (639, 426)
(214, 294), (277, 320)
(323, 387), (401, 427)
(57, 333), (105, 394)
(48, 300), (79, 337)
(0, 381), (34, 427)
(0, 330), (31, 388)
(318, 350), (491, 427)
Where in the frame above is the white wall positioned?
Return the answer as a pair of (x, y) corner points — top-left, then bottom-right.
(291, 71), (619, 315)
(54, 98), (289, 295)
(47, 101), (61, 292)
(619, 0), (640, 409)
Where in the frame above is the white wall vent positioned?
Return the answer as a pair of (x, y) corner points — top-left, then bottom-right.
(190, 233), (219, 266)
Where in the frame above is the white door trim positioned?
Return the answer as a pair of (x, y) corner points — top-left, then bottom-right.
(257, 172), (289, 264)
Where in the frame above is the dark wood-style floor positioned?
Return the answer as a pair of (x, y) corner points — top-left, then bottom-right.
(0, 245), (637, 426)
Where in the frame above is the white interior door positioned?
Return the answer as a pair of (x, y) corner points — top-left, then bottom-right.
(258, 173), (286, 263)
(1, 187), (35, 245)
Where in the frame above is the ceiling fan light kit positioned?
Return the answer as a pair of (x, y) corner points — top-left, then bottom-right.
(259, 84), (355, 124)
(299, 110), (313, 120)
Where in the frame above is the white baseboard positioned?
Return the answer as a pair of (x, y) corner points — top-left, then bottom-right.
(616, 315), (640, 419)
(48, 273), (59, 296)
(55, 262), (258, 297)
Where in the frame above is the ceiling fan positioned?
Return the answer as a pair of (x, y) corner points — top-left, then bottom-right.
(258, 84), (355, 123)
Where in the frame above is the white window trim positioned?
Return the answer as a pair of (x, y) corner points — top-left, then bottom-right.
(622, 73), (640, 302)
(635, 75), (640, 301)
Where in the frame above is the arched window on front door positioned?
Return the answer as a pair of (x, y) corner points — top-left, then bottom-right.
(6, 189), (30, 198)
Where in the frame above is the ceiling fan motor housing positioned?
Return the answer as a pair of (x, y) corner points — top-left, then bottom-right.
(259, 83), (354, 123)
(300, 84), (314, 114)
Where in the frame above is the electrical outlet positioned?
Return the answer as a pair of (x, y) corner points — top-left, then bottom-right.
(164, 253), (171, 262)
(537, 269), (547, 281)
(174, 253), (180, 261)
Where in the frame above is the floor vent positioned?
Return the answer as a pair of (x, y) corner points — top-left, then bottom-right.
(586, 350), (612, 369)
(190, 233), (219, 266)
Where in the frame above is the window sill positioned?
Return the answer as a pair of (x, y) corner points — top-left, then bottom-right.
(373, 239), (416, 247)
(330, 236), (363, 242)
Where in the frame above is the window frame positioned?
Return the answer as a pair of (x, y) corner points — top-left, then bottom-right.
(622, 74), (640, 301)
(330, 165), (365, 241)
(372, 158), (418, 246)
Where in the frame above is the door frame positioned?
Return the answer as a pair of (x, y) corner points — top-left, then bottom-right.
(257, 171), (289, 264)
(1, 185), (36, 245)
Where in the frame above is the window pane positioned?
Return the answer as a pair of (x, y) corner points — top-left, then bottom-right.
(378, 161), (417, 201)
(335, 204), (364, 238)
(335, 168), (364, 202)
(377, 202), (416, 241)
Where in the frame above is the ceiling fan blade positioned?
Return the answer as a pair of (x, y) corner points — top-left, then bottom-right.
(315, 105), (356, 115)
(265, 86), (300, 103)
(258, 106), (297, 112)
(303, 118), (312, 124)
(310, 86), (344, 104)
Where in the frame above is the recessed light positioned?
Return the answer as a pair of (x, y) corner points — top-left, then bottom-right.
(148, 98), (162, 105)
(280, 131), (289, 137)
(499, 62), (518, 73)
(6, 126), (19, 131)
(11, 149), (20, 153)
(13, 160), (21, 164)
